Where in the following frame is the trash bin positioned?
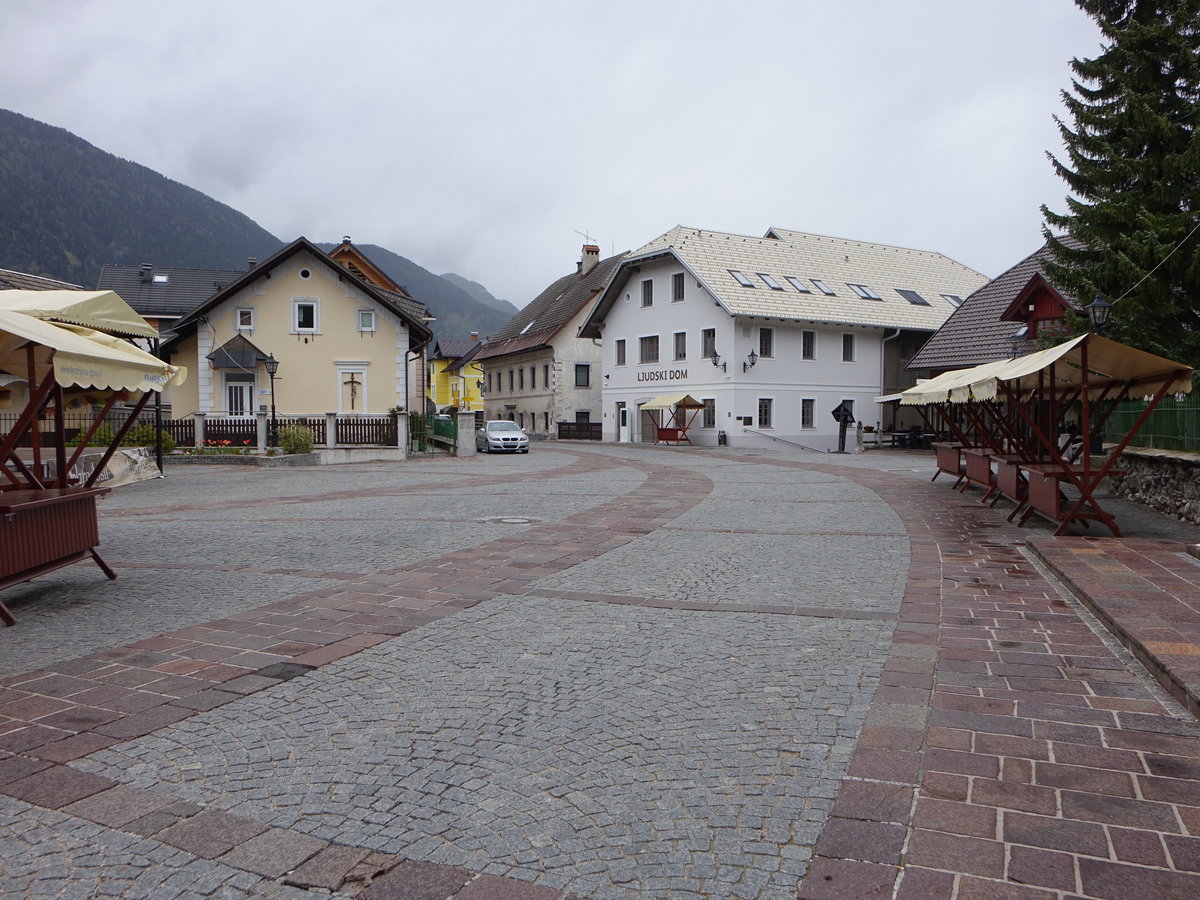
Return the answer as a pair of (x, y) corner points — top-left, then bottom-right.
(718, 430), (727, 446)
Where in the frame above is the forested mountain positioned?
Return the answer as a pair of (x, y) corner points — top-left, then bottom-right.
(0, 108), (282, 286)
(440, 272), (518, 317)
(314, 243), (512, 341)
(0, 108), (509, 339)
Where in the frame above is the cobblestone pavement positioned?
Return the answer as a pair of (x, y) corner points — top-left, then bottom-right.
(2, 444), (1200, 898)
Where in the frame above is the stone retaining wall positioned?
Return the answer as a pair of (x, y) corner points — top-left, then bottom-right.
(1109, 447), (1200, 524)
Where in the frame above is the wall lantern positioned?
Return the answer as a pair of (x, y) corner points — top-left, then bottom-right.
(743, 349), (758, 372)
(711, 352), (727, 373)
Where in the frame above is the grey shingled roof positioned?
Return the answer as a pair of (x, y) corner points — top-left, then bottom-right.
(96, 264), (244, 318)
(908, 238), (1083, 371)
(0, 268), (83, 290)
(432, 339), (480, 360)
(476, 252), (627, 361)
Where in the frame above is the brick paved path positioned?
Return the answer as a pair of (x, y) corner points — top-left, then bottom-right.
(1, 445), (1199, 898)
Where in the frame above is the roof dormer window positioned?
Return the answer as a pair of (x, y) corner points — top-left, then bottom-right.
(847, 283), (881, 300)
(729, 270), (754, 287)
(784, 276), (812, 293)
(897, 289), (931, 306)
(758, 273), (784, 290)
(811, 279), (837, 296)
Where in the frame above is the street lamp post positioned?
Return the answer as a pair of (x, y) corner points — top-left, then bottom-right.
(1087, 292), (1112, 333)
(265, 354), (280, 448)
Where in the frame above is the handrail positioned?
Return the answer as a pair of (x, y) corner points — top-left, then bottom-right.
(741, 428), (826, 453)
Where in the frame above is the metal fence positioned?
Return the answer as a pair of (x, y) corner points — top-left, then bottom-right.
(2, 411), (399, 449)
(557, 422), (602, 440)
(1101, 394), (1200, 452)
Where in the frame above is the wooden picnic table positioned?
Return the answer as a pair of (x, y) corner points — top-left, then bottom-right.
(0, 486), (114, 626)
(1016, 462), (1126, 536)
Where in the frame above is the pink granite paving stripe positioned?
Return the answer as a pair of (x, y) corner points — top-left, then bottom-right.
(1031, 537), (1200, 718)
(737, 459), (1200, 900)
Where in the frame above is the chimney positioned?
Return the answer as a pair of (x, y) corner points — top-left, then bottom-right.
(140, 263), (153, 283)
(581, 244), (600, 275)
(247, 257), (257, 270)
(470, 331), (479, 342)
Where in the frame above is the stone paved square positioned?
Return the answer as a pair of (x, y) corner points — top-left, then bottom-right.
(73, 595), (894, 898)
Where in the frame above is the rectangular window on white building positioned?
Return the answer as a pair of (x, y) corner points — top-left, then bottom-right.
(842, 333), (855, 362)
(674, 331), (687, 360)
(615, 339), (626, 366)
(236, 308), (254, 331)
(641, 280), (653, 307)
(701, 328), (716, 359)
(702, 398), (716, 428)
(575, 364), (590, 387)
(672, 272), (685, 302)
(758, 328), (774, 358)
(757, 398), (773, 429)
(801, 398), (815, 428)
(357, 309), (376, 332)
(802, 330), (816, 360)
(639, 335), (659, 364)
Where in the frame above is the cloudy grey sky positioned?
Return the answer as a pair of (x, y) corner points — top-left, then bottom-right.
(2, 0), (1100, 306)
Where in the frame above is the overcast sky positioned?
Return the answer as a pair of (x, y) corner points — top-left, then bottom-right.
(2, 1), (1101, 306)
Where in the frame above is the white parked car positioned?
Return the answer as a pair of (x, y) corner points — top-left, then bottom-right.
(476, 420), (529, 453)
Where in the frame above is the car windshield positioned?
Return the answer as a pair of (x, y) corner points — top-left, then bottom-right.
(490, 422), (521, 432)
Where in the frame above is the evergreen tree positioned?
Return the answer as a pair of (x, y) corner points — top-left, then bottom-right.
(1041, 0), (1200, 363)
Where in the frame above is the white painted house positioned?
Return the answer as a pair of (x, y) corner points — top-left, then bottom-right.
(578, 226), (988, 451)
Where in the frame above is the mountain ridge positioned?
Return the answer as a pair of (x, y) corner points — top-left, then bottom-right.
(0, 108), (507, 339)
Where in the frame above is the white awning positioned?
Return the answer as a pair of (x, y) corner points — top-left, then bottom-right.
(640, 393), (707, 410)
(898, 334), (1192, 406)
(0, 289), (159, 338)
(0, 308), (186, 393)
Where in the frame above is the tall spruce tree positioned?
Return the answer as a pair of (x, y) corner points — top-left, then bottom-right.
(1041, 0), (1200, 363)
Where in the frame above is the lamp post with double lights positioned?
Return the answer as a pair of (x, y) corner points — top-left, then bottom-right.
(265, 353), (280, 448)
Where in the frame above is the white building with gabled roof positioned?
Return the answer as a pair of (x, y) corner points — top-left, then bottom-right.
(578, 225), (988, 451)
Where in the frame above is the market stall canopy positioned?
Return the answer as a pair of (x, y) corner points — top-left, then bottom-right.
(0, 308), (185, 392)
(0, 290), (159, 339)
(899, 334), (1192, 406)
(640, 393), (707, 410)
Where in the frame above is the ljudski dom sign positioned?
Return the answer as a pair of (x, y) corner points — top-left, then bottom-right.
(636, 369), (687, 382)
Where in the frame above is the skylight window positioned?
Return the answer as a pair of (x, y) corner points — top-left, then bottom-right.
(784, 276), (812, 293)
(519, 320), (535, 334)
(729, 270), (754, 287)
(152, 274), (169, 284)
(758, 273), (784, 291)
(847, 283), (882, 300)
(811, 279), (836, 296)
(941, 294), (964, 307)
(897, 289), (931, 306)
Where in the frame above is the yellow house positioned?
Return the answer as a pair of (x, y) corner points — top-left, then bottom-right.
(162, 237), (432, 417)
(428, 336), (484, 413)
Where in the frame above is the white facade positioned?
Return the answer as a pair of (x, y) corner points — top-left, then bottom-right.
(583, 227), (989, 451)
(599, 259), (892, 449)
